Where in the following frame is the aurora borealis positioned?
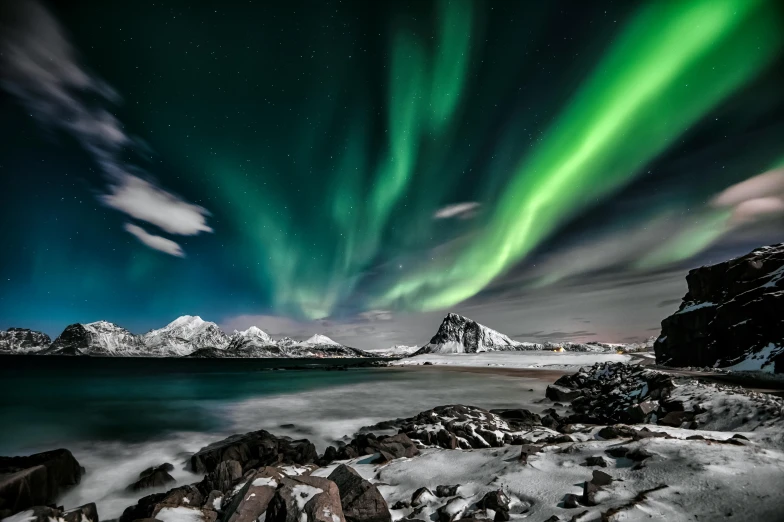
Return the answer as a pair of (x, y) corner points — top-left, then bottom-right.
(1, 0), (783, 348)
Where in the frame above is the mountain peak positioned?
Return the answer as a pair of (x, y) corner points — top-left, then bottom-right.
(167, 315), (205, 328)
(304, 334), (340, 346)
(416, 313), (524, 354)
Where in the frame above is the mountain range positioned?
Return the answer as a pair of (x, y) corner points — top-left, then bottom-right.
(412, 313), (634, 355)
(0, 315), (373, 358)
(0, 312), (645, 358)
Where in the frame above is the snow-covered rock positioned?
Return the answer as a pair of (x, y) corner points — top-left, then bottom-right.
(143, 315), (230, 356)
(42, 321), (146, 356)
(0, 328), (52, 353)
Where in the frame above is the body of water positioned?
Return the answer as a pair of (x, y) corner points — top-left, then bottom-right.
(0, 355), (554, 518)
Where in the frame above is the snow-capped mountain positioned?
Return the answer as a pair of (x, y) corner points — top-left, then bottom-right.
(303, 334), (340, 346)
(413, 313), (623, 355)
(371, 345), (420, 357)
(143, 315), (230, 356)
(0, 328), (52, 353)
(414, 313), (534, 355)
(42, 321), (146, 356)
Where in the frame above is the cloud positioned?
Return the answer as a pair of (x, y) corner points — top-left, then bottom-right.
(712, 168), (784, 225)
(433, 202), (480, 219)
(103, 175), (212, 235)
(357, 309), (394, 322)
(124, 223), (185, 257)
(0, 0), (211, 253)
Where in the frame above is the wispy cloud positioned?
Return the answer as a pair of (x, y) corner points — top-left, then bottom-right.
(103, 176), (212, 236)
(0, 0), (211, 255)
(124, 223), (185, 258)
(433, 202), (480, 219)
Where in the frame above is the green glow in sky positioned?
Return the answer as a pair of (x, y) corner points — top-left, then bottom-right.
(377, 0), (782, 311)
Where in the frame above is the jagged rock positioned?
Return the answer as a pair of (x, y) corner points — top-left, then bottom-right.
(478, 490), (510, 512)
(583, 455), (610, 468)
(654, 243), (784, 372)
(591, 470), (613, 487)
(435, 485), (460, 498)
(563, 494), (580, 509)
(488, 409), (542, 425)
(200, 460), (242, 494)
(266, 475), (345, 522)
(546, 386), (582, 402)
(391, 500), (410, 510)
(436, 497), (469, 522)
(222, 467), (283, 522)
(518, 444), (542, 464)
(0, 448), (83, 513)
(410, 487), (436, 507)
(127, 463), (176, 491)
(327, 465), (390, 522)
(63, 503), (99, 522)
(120, 485), (205, 522)
(625, 401), (657, 423)
(190, 430), (317, 474)
(582, 481), (601, 506)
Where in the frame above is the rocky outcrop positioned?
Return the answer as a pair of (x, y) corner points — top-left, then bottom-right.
(126, 463), (176, 492)
(0, 328), (51, 353)
(190, 430), (317, 474)
(222, 467), (283, 522)
(0, 449), (83, 514)
(328, 465), (390, 522)
(2, 503), (98, 522)
(266, 475), (345, 522)
(655, 243), (784, 372)
(414, 313), (529, 354)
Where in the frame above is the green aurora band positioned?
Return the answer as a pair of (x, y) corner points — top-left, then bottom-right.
(376, 0), (783, 311)
(216, 0), (782, 319)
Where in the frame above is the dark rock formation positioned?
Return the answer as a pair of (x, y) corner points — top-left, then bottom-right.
(222, 467), (283, 522)
(0, 449), (83, 514)
(319, 433), (419, 465)
(1, 503), (98, 522)
(328, 464), (390, 522)
(126, 463), (176, 491)
(190, 430), (317, 474)
(266, 475), (345, 522)
(654, 243), (784, 372)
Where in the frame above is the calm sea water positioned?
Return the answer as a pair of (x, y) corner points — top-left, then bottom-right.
(0, 355), (552, 518)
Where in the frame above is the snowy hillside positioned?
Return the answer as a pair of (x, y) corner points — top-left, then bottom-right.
(43, 321), (146, 356)
(0, 328), (51, 353)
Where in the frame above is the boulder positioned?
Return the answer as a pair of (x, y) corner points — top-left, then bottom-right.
(435, 485), (460, 498)
(63, 503), (100, 522)
(584, 456), (610, 468)
(119, 485), (204, 522)
(0, 449), (83, 514)
(654, 243), (784, 372)
(410, 487), (436, 507)
(563, 493), (580, 509)
(327, 465), (390, 522)
(546, 386), (581, 402)
(222, 467), (284, 522)
(127, 463), (176, 492)
(190, 430), (317, 474)
(591, 470), (612, 487)
(265, 475), (345, 522)
(478, 490), (509, 513)
(200, 460), (243, 494)
(436, 497), (469, 522)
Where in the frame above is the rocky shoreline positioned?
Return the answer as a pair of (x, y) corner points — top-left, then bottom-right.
(3, 361), (783, 522)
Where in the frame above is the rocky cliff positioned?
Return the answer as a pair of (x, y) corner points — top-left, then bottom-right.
(654, 243), (784, 372)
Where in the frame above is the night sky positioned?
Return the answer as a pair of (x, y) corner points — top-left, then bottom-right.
(1, 0), (782, 349)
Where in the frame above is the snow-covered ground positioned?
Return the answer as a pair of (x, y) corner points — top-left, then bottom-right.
(391, 351), (632, 370)
(311, 423), (784, 521)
